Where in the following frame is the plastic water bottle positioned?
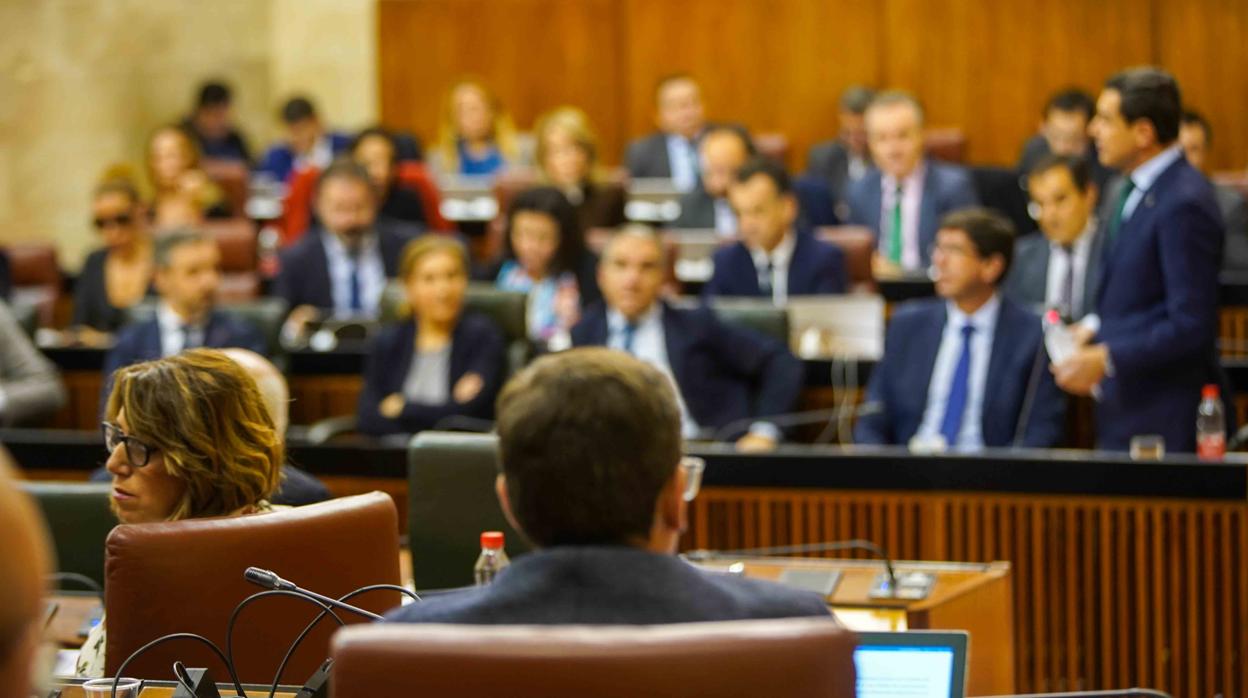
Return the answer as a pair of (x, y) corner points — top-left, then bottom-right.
(473, 531), (510, 585)
(1196, 384), (1226, 461)
(1042, 309), (1076, 365)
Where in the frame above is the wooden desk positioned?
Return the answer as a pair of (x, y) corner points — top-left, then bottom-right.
(47, 593), (99, 648)
(51, 679), (298, 697)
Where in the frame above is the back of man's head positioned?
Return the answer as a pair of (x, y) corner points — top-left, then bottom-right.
(0, 449), (52, 696)
(495, 348), (683, 548)
(221, 348), (290, 435)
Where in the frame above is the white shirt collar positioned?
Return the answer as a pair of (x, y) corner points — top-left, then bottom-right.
(945, 293), (1002, 336)
(882, 161), (927, 193)
(608, 302), (662, 333)
(321, 228), (378, 259)
(157, 301), (203, 332)
(1128, 144), (1183, 193)
(1048, 217), (1097, 255)
(750, 230), (797, 269)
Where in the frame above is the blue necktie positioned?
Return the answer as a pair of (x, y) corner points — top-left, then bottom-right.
(939, 324), (976, 447)
(621, 322), (638, 354)
(758, 258), (774, 296)
(348, 260), (363, 313)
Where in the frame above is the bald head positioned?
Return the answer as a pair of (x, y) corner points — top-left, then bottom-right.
(221, 348), (290, 435)
(0, 449), (52, 696)
(699, 128), (751, 198)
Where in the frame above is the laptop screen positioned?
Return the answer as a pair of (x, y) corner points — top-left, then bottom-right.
(853, 631), (968, 698)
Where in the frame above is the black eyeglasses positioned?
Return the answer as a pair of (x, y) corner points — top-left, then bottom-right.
(93, 213), (134, 229)
(102, 422), (155, 468)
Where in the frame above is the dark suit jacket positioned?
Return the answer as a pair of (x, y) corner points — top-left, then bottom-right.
(571, 302), (803, 439)
(72, 248), (155, 332)
(383, 546), (831, 625)
(1215, 184), (1248, 272)
(273, 224), (416, 313)
(573, 181), (627, 231)
(1003, 228), (1104, 320)
(854, 296), (1065, 448)
(703, 233), (847, 298)
(623, 124), (750, 180)
(355, 313), (506, 436)
(845, 161), (980, 267)
(672, 187), (718, 229)
(1016, 134), (1115, 191)
(101, 310), (267, 410)
(805, 139), (870, 204)
(1094, 156), (1223, 453)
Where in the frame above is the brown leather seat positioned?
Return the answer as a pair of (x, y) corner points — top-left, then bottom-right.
(331, 618), (857, 698)
(103, 492), (401, 684)
(201, 158), (249, 217)
(753, 132), (791, 167)
(816, 225), (877, 292)
(1213, 170), (1248, 200)
(202, 218), (259, 301)
(924, 128), (967, 163)
(5, 241), (60, 326)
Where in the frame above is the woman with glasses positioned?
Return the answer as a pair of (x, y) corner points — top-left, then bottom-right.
(70, 173), (154, 339)
(76, 348), (283, 677)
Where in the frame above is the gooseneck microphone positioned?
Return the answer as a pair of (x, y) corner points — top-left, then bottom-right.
(685, 538), (899, 596)
(244, 567), (384, 621)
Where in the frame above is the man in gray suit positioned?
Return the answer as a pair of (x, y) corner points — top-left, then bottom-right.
(1005, 155), (1104, 321)
(1179, 110), (1248, 271)
(805, 85), (875, 204)
(385, 348), (831, 625)
(671, 127), (752, 234)
(0, 299), (65, 425)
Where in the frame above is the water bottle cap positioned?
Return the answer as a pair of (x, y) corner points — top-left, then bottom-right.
(1044, 309), (1060, 324)
(481, 531), (505, 549)
(1202, 384), (1220, 399)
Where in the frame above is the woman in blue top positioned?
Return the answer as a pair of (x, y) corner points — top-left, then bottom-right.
(430, 79), (522, 178)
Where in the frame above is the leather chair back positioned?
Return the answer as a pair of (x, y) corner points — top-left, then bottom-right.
(924, 128), (968, 163)
(5, 242), (60, 327)
(200, 159), (249, 217)
(408, 432), (529, 591)
(19, 481), (115, 587)
(202, 218), (259, 301)
(815, 225), (877, 292)
(104, 492), (401, 683)
(331, 618), (857, 698)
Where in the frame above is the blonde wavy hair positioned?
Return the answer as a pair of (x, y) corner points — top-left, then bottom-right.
(534, 105), (604, 184)
(144, 124), (224, 214)
(434, 78), (519, 173)
(395, 235), (470, 319)
(105, 349), (283, 522)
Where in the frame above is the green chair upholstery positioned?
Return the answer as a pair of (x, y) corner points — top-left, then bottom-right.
(19, 481), (116, 587)
(382, 281), (531, 377)
(671, 297), (790, 343)
(123, 297), (289, 359)
(408, 431), (531, 590)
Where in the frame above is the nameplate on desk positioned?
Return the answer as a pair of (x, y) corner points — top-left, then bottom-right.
(777, 568), (843, 597)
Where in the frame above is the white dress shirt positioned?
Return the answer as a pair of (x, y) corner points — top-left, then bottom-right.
(880, 164), (927, 270)
(665, 134), (699, 192)
(156, 302), (205, 358)
(320, 230), (386, 319)
(1044, 219), (1097, 319)
(713, 198), (737, 237)
(915, 294), (1002, 451)
(1121, 144), (1183, 222)
(607, 305), (701, 438)
(749, 231), (797, 306)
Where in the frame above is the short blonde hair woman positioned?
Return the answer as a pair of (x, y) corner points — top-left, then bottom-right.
(532, 106), (626, 230)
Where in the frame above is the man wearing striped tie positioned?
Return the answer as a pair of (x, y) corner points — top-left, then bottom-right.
(855, 208), (1066, 450)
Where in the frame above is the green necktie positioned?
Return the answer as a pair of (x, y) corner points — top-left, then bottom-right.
(889, 184), (903, 264)
(1106, 178), (1137, 248)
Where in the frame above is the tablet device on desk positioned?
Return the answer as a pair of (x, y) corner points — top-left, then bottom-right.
(854, 630), (969, 698)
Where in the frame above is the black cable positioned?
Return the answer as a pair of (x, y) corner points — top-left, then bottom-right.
(268, 584), (421, 698)
(173, 661), (247, 698)
(110, 632), (244, 698)
(225, 589), (344, 688)
(45, 572), (104, 600)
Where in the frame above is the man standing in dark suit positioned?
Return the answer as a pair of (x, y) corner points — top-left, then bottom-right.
(671, 127), (751, 234)
(855, 208), (1065, 450)
(1053, 68), (1223, 453)
(1016, 88), (1114, 191)
(274, 159), (416, 334)
(1004, 155), (1104, 321)
(845, 91), (979, 275)
(1178, 111), (1248, 272)
(805, 86), (875, 204)
(103, 229), (266, 405)
(384, 348), (831, 625)
(705, 158), (846, 301)
(572, 228), (803, 451)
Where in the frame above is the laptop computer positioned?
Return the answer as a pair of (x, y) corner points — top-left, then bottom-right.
(854, 630), (969, 698)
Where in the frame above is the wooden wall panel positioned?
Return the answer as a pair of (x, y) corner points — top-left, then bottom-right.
(379, 0), (1247, 172)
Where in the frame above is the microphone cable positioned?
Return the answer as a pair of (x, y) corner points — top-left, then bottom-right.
(225, 589), (346, 689)
(109, 632), (244, 698)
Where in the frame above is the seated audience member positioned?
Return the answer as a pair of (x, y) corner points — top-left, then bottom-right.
(671, 127), (752, 235)
(103, 229), (266, 404)
(706, 158), (846, 302)
(1179, 110), (1248, 271)
(350, 126), (428, 228)
(146, 125), (230, 220)
(77, 348), (284, 677)
(275, 160), (416, 329)
(181, 80), (252, 164)
(385, 348), (831, 625)
(845, 91), (979, 274)
(257, 96), (351, 184)
(805, 85), (875, 202)
(0, 298), (66, 426)
(0, 451), (52, 697)
(1004, 155), (1103, 321)
(1016, 87), (1113, 190)
(572, 227), (803, 451)
(855, 208), (1065, 450)
(72, 174), (154, 335)
(429, 79), (523, 178)
(357, 237), (505, 436)
(534, 106), (626, 231)
(493, 187), (600, 347)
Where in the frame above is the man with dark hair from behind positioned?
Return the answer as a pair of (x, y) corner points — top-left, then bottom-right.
(806, 85), (876, 202)
(0, 448), (53, 696)
(385, 348), (831, 625)
(1178, 110), (1248, 271)
(182, 79), (252, 164)
(1053, 67), (1223, 453)
(256, 95), (352, 184)
(855, 207), (1065, 449)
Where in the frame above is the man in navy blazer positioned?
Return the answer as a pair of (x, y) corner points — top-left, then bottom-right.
(705, 158), (846, 301)
(102, 229), (266, 407)
(1054, 68), (1223, 453)
(572, 228), (803, 451)
(274, 160), (417, 334)
(845, 91), (979, 273)
(385, 348), (831, 625)
(855, 208), (1065, 449)
(256, 96), (351, 184)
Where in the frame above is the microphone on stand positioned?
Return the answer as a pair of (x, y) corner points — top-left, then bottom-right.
(243, 567), (384, 621)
